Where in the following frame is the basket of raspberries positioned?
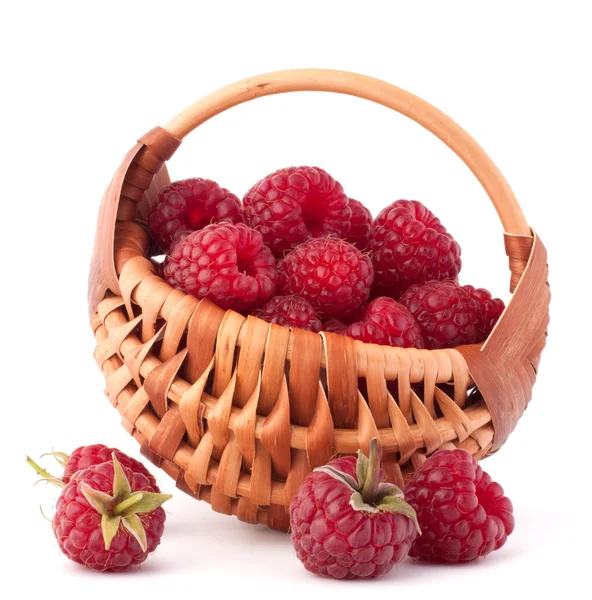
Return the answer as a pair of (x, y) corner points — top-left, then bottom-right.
(87, 70), (549, 573)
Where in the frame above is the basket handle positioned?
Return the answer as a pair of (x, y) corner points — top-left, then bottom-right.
(164, 69), (529, 236)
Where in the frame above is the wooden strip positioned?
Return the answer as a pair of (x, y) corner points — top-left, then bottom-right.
(410, 389), (443, 454)
(143, 349), (187, 419)
(150, 404), (186, 461)
(322, 332), (358, 428)
(284, 450), (311, 509)
(159, 294), (198, 361)
(306, 383), (336, 469)
(215, 436), (242, 498)
(249, 443), (272, 506)
(207, 373), (237, 451)
(185, 299), (226, 383)
(288, 329), (322, 425)
(179, 357), (214, 447)
(387, 393), (416, 464)
(213, 311), (245, 397)
(234, 316), (269, 407)
(231, 376), (261, 467)
(356, 391), (380, 455)
(185, 431), (214, 490)
(259, 324), (290, 416)
(260, 377), (291, 479)
(363, 344), (389, 428)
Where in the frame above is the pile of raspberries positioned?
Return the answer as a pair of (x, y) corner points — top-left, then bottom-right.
(149, 166), (504, 349)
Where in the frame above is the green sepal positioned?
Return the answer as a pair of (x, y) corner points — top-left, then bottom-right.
(313, 465), (358, 491)
(377, 497), (422, 535)
(111, 453), (131, 499)
(26, 456), (65, 488)
(80, 482), (114, 515)
(41, 451), (69, 469)
(121, 514), (148, 552)
(101, 514), (122, 550)
(117, 492), (173, 518)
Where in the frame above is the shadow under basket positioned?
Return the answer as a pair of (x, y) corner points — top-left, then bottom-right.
(88, 69), (550, 532)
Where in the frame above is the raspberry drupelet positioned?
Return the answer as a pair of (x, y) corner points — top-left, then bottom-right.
(252, 295), (322, 332)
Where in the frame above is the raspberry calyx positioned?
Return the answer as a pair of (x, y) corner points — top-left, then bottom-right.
(316, 439), (420, 530)
(79, 454), (171, 552)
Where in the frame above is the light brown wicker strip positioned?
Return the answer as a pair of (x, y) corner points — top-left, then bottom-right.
(88, 70), (548, 531)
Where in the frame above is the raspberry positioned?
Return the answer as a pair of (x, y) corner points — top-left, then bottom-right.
(164, 223), (277, 311)
(290, 440), (420, 579)
(63, 444), (157, 487)
(149, 178), (242, 252)
(404, 449), (514, 563)
(277, 237), (373, 318)
(53, 455), (171, 571)
(243, 166), (351, 257)
(368, 200), (462, 298)
(465, 286), (505, 342)
(345, 297), (424, 348)
(323, 319), (348, 334)
(252, 295), (322, 332)
(345, 198), (372, 249)
(400, 280), (503, 349)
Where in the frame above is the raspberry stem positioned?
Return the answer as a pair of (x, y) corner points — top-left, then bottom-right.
(359, 439), (381, 504)
(26, 456), (65, 488)
(112, 492), (144, 516)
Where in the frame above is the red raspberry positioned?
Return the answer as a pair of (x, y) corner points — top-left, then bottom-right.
(164, 223), (277, 311)
(278, 237), (373, 318)
(243, 166), (351, 257)
(346, 297), (424, 348)
(404, 449), (514, 563)
(290, 440), (420, 579)
(345, 198), (372, 249)
(252, 295), (322, 332)
(148, 178), (242, 253)
(323, 319), (348, 334)
(465, 286), (505, 342)
(368, 200), (462, 298)
(53, 455), (171, 572)
(400, 280), (503, 349)
(64, 444), (157, 487)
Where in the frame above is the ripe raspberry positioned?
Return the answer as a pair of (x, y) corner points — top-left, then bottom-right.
(164, 223), (277, 311)
(400, 280), (503, 349)
(290, 440), (420, 579)
(404, 449), (514, 563)
(277, 237), (373, 318)
(465, 286), (505, 342)
(345, 199), (372, 249)
(368, 200), (462, 298)
(323, 319), (348, 334)
(346, 297), (424, 348)
(53, 455), (171, 571)
(149, 178), (242, 253)
(243, 166), (351, 257)
(63, 444), (157, 487)
(252, 295), (322, 332)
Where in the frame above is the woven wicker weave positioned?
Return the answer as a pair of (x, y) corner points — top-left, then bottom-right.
(88, 70), (549, 531)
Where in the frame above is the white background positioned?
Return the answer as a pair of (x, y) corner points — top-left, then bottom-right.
(2, 1), (591, 597)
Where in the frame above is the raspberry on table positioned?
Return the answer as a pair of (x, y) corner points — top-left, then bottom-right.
(243, 166), (352, 257)
(149, 178), (242, 253)
(345, 198), (373, 249)
(252, 295), (322, 332)
(164, 222), (277, 311)
(404, 449), (515, 563)
(345, 296), (424, 348)
(368, 200), (462, 298)
(53, 455), (171, 572)
(277, 237), (373, 318)
(400, 280), (503, 349)
(290, 440), (420, 579)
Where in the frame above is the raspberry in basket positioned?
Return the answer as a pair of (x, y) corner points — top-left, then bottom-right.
(404, 449), (514, 563)
(346, 296), (424, 348)
(164, 222), (277, 311)
(277, 237), (373, 318)
(149, 178), (242, 252)
(345, 198), (373, 249)
(323, 318), (348, 333)
(290, 439), (420, 579)
(52, 454), (171, 572)
(368, 200), (461, 298)
(400, 280), (504, 349)
(243, 166), (351, 256)
(252, 295), (322, 332)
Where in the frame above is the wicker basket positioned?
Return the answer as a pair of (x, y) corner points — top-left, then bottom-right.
(89, 69), (549, 532)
